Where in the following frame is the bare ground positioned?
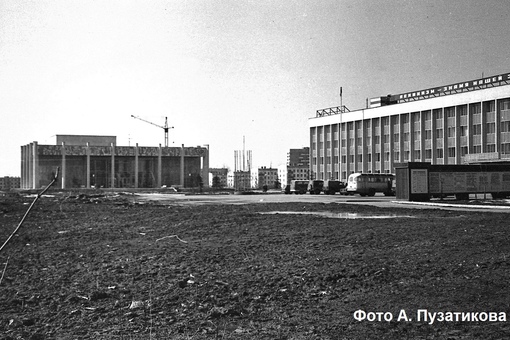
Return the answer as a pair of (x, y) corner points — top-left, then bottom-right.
(1, 192), (510, 339)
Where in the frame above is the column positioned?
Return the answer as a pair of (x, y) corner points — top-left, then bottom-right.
(134, 143), (139, 188)
(86, 142), (91, 188)
(442, 107), (448, 164)
(20, 145), (25, 189)
(180, 144), (185, 187)
(33, 141), (39, 188)
(388, 116), (394, 172)
(61, 142), (66, 189)
(202, 145), (210, 188)
(157, 144), (162, 188)
(111, 143), (115, 188)
(431, 109), (437, 164)
(455, 106), (461, 164)
(496, 99), (501, 154)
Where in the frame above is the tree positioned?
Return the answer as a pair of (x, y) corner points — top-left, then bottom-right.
(212, 175), (222, 189)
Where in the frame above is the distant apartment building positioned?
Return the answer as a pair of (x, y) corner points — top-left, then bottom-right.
(257, 166), (279, 189)
(0, 176), (21, 190)
(233, 170), (251, 191)
(210, 168), (228, 188)
(286, 147), (310, 183)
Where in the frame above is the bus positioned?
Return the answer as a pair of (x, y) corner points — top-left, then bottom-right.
(344, 173), (395, 196)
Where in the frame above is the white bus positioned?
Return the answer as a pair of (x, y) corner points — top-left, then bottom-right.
(344, 173), (395, 196)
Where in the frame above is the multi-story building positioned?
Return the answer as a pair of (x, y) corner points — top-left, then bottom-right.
(0, 176), (21, 190)
(309, 72), (510, 181)
(257, 166), (279, 189)
(209, 168), (228, 188)
(233, 170), (251, 191)
(286, 147), (310, 183)
(21, 135), (209, 189)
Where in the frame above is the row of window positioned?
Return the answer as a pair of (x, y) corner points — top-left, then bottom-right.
(313, 142), (510, 165)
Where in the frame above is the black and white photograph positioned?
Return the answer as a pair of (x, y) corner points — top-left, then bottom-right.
(1, 1), (510, 338)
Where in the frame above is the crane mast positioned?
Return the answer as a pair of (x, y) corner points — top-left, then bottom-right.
(131, 115), (174, 147)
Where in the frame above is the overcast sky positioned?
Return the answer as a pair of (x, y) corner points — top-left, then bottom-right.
(1, 0), (510, 176)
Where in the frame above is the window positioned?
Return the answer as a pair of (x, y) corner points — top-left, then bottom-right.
(460, 146), (468, 157)
(423, 111), (431, 121)
(502, 121), (510, 133)
(425, 130), (432, 139)
(460, 126), (468, 136)
(448, 147), (456, 158)
(447, 127), (456, 137)
(414, 131), (421, 141)
(393, 133), (400, 142)
(413, 150), (421, 160)
(486, 122), (495, 134)
(470, 103), (481, 115)
(501, 143), (510, 154)
(473, 145), (482, 153)
(393, 151), (400, 161)
(425, 149), (432, 159)
(472, 124), (482, 135)
(437, 148), (444, 158)
(485, 144), (496, 153)
(403, 132), (409, 142)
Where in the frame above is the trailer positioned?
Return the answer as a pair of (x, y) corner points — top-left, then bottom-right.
(289, 180), (308, 195)
(308, 180), (324, 194)
(395, 162), (510, 201)
(323, 180), (346, 195)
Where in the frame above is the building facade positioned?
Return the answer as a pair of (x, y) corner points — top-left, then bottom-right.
(0, 176), (21, 190)
(257, 166), (279, 189)
(209, 168), (229, 188)
(309, 72), (510, 182)
(287, 147), (310, 183)
(21, 135), (209, 189)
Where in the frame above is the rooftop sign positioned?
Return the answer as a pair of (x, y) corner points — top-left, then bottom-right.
(390, 72), (510, 102)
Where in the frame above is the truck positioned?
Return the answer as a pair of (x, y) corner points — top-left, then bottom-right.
(289, 180), (308, 194)
(323, 180), (346, 195)
(308, 180), (324, 194)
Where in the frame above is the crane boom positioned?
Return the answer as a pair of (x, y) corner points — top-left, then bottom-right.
(131, 115), (174, 147)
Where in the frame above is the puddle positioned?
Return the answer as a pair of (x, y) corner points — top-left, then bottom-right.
(259, 211), (415, 219)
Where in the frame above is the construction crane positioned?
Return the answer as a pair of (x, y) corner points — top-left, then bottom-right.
(131, 115), (174, 147)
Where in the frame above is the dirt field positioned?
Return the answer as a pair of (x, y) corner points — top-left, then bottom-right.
(1, 191), (510, 339)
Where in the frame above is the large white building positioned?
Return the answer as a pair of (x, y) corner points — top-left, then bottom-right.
(309, 72), (510, 182)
